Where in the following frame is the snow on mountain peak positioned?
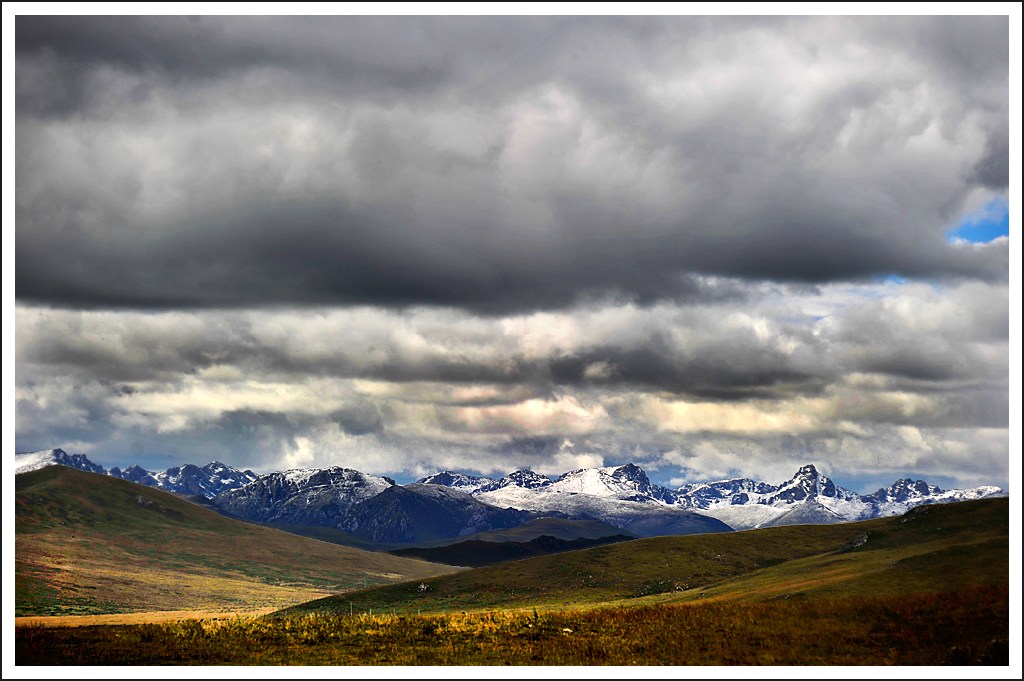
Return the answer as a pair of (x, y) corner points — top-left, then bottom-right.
(487, 469), (552, 491)
(15, 448), (104, 475)
(416, 471), (495, 493)
(867, 478), (943, 503)
(16, 450), (1008, 538)
(549, 463), (660, 501)
(765, 464), (859, 503)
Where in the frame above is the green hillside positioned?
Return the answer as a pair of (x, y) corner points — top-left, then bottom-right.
(282, 497), (1008, 616)
(15, 466), (461, 616)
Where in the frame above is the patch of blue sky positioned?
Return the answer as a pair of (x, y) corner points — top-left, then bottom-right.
(947, 196), (1010, 244)
(874, 274), (909, 285)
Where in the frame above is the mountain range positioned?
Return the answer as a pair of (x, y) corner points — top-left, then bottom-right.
(15, 448), (1006, 543)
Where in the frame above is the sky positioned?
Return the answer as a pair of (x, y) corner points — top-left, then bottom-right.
(7, 10), (1019, 494)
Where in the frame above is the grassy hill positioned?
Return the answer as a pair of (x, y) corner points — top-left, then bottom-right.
(15, 466), (461, 616)
(281, 496), (1008, 616)
(15, 496), (1009, 665)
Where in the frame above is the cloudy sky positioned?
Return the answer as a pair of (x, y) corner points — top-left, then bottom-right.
(9, 12), (1017, 492)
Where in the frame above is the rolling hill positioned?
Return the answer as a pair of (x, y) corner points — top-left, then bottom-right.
(15, 488), (1009, 666)
(15, 465), (461, 616)
(282, 496), (1008, 616)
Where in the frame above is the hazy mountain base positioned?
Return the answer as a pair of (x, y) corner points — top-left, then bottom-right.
(389, 534), (637, 567)
(268, 517), (630, 552)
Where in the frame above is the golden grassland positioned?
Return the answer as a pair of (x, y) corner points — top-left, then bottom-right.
(15, 585), (1009, 665)
(14, 466), (1010, 666)
(15, 466), (460, 616)
(15, 608), (279, 628)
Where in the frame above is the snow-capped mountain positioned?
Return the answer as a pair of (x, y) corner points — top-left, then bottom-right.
(339, 483), (535, 545)
(863, 478), (1004, 517)
(416, 471), (496, 494)
(15, 448), (105, 475)
(425, 462), (1007, 532)
(213, 467), (396, 527)
(764, 464), (862, 503)
(547, 463), (669, 503)
(476, 482), (730, 537)
(671, 464), (1006, 530)
(469, 464), (731, 537)
(865, 478), (944, 504)
(107, 464), (161, 487)
(675, 477), (777, 508)
(480, 469), (554, 492)
(16, 447), (1007, 542)
(15, 448), (258, 500)
(110, 461), (259, 498)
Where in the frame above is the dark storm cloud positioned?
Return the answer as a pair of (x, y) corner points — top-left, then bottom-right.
(15, 15), (1010, 312)
(972, 125), (1010, 189)
(330, 403), (385, 436)
(547, 345), (828, 401)
(16, 302), (830, 402)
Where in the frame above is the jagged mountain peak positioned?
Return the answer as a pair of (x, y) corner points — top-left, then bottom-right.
(609, 462), (650, 483)
(867, 478), (944, 503)
(487, 469), (552, 491)
(203, 460), (247, 475)
(269, 466), (394, 489)
(16, 450), (1008, 541)
(767, 464), (859, 503)
(15, 448), (105, 475)
(549, 463), (665, 502)
(416, 471), (495, 493)
(797, 463), (819, 475)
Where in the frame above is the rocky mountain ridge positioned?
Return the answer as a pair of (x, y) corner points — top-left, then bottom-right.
(16, 448), (1006, 540)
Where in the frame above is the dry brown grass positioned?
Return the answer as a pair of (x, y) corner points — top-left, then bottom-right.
(15, 608), (279, 628)
(14, 585), (1009, 665)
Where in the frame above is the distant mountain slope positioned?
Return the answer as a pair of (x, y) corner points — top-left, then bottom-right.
(422, 517), (632, 546)
(547, 463), (677, 503)
(416, 471), (496, 493)
(15, 466), (460, 616)
(213, 467), (394, 526)
(284, 496), (1008, 617)
(339, 483), (536, 545)
(15, 448), (105, 475)
(673, 464), (1005, 529)
(390, 533), (636, 567)
(475, 480), (732, 537)
(15, 448), (258, 499)
(111, 461), (259, 498)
